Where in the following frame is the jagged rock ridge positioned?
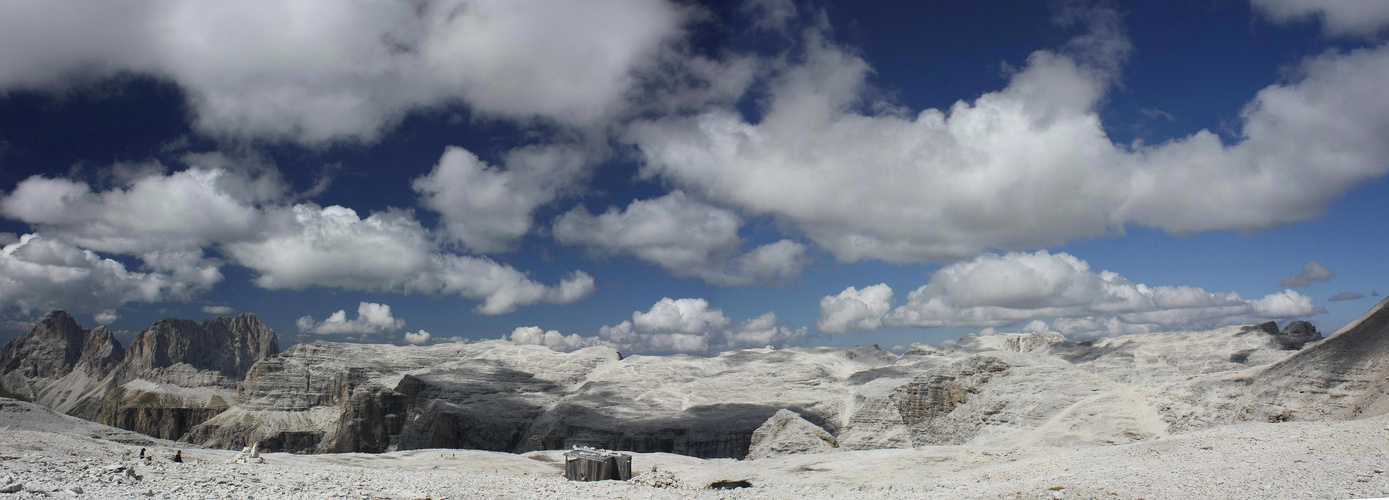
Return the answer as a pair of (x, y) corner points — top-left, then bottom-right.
(0, 311), (279, 439)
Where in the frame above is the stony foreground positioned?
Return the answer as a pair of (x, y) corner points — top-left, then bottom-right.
(3, 396), (1389, 500)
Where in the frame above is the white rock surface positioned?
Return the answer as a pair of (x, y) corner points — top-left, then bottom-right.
(5, 394), (1389, 499)
(172, 300), (1389, 460)
(747, 409), (837, 459)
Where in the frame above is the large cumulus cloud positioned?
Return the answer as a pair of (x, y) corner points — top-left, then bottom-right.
(817, 251), (1321, 338)
(297, 302), (407, 335)
(626, 7), (1389, 264)
(414, 145), (588, 254)
(507, 297), (805, 354)
(553, 191), (809, 286)
(215, 203), (596, 315)
(1, 167), (594, 316)
(1252, 0), (1389, 36)
(0, 233), (220, 316)
(0, 0), (691, 144)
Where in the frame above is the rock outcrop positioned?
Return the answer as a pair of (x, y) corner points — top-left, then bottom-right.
(188, 342), (879, 458)
(0, 311), (278, 440)
(747, 409), (837, 459)
(1272, 320), (1321, 350)
(1237, 297), (1389, 422)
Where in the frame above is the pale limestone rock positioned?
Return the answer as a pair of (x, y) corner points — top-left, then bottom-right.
(6, 300), (1389, 465)
(748, 409), (837, 459)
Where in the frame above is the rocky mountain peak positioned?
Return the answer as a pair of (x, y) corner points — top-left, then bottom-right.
(1274, 320), (1321, 350)
(207, 313), (280, 374)
(0, 310), (87, 379)
(123, 314), (279, 380)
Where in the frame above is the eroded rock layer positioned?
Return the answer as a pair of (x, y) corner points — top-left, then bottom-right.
(0, 312), (279, 438)
(6, 299), (1389, 461)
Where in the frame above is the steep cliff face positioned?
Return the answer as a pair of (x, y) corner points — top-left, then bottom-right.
(0, 311), (278, 441)
(0, 311), (86, 383)
(189, 342), (893, 458)
(191, 341), (622, 454)
(77, 326), (124, 376)
(97, 314), (277, 436)
(121, 314), (278, 380)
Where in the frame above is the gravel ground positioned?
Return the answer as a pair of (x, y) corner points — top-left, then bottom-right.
(5, 411), (1389, 499)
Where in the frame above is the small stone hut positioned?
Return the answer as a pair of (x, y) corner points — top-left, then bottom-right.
(563, 447), (632, 481)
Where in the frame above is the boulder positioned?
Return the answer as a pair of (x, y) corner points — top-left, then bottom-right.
(747, 409), (837, 459)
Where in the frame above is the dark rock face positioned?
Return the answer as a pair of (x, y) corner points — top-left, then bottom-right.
(888, 356), (1009, 446)
(516, 402), (784, 459)
(122, 314), (279, 380)
(1273, 321), (1321, 350)
(0, 310), (279, 443)
(77, 326), (124, 376)
(98, 384), (231, 440)
(0, 311), (87, 380)
(1244, 321), (1281, 337)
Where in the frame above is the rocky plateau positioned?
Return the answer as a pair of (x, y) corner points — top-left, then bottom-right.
(3, 298), (1389, 468)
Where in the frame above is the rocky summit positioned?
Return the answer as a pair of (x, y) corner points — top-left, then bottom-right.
(0, 312), (279, 439)
(4, 299), (1389, 464)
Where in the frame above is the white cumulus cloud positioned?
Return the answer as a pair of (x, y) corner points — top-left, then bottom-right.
(226, 203), (594, 315)
(554, 191), (809, 285)
(627, 7), (1389, 264)
(817, 284), (894, 334)
(817, 250), (1323, 338)
(0, 164), (596, 316)
(94, 310), (119, 325)
(202, 305), (235, 315)
(403, 330), (431, 345)
(0, 168), (266, 255)
(1252, 0), (1389, 36)
(414, 145), (589, 254)
(297, 302), (406, 335)
(505, 326), (608, 353)
(0, 233), (220, 317)
(0, 0), (691, 144)
(596, 297), (805, 354)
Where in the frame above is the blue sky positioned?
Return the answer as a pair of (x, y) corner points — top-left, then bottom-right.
(0, 0), (1386, 353)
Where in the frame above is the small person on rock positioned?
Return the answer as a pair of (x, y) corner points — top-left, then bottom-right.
(173, 450), (182, 463)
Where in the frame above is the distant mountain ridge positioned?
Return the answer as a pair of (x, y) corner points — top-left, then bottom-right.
(2, 299), (1388, 461)
(0, 310), (278, 438)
